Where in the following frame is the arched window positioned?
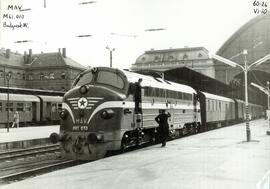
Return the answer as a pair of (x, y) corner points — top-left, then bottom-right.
(168, 55), (174, 61)
(17, 72), (21, 79)
(61, 72), (66, 79)
(28, 74), (33, 80)
(40, 73), (44, 80)
(49, 72), (54, 79)
(22, 73), (26, 80)
(183, 54), (188, 59)
(154, 56), (160, 62)
(141, 57), (146, 62)
(0, 70), (3, 78)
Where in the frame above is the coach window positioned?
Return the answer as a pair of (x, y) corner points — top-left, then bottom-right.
(24, 103), (31, 111)
(161, 89), (165, 98)
(183, 93), (188, 100)
(6, 103), (13, 112)
(17, 103), (24, 111)
(150, 87), (156, 97)
(97, 71), (124, 90)
(177, 92), (183, 99)
(156, 89), (160, 97)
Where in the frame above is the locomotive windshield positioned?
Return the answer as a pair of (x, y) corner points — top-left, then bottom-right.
(72, 67), (128, 94)
(73, 71), (93, 87)
(96, 70), (124, 89)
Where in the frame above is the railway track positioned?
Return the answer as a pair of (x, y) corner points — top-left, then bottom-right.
(0, 144), (60, 161)
(0, 144), (89, 184)
(0, 159), (85, 184)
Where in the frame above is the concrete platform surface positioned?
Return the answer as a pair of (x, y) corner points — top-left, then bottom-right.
(2, 119), (270, 189)
(0, 126), (59, 143)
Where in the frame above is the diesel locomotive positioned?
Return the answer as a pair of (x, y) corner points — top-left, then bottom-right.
(50, 67), (264, 160)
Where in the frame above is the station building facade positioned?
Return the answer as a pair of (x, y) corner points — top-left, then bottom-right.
(0, 48), (86, 91)
(131, 47), (215, 78)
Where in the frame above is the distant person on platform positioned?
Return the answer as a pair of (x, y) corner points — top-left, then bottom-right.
(155, 109), (171, 147)
(12, 111), (19, 128)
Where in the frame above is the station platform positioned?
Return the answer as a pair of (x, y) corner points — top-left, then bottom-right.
(0, 126), (59, 151)
(2, 119), (270, 189)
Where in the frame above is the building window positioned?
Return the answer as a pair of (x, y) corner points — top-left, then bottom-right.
(17, 72), (21, 79)
(8, 71), (12, 78)
(0, 102), (2, 111)
(40, 73), (44, 80)
(198, 53), (203, 58)
(61, 72), (66, 79)
(22, 73), (26, 80)
(168, 55), (174, 61)
(28, 74), (33, 80)
(0, 71), (3, 78)
(154, 56), (160, 62)
(183, 54), (188, 59)
(141, 57), (146, 62)
(49, 72), (54, 79)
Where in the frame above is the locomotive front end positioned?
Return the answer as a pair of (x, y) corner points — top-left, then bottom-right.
(50, 67), (129, 160)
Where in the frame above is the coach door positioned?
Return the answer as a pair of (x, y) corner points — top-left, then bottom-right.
(32, 102), (37, 121)
(130, 80), (143, 128)
(46, 102), (52, 121)
(168, 102), (174, 128)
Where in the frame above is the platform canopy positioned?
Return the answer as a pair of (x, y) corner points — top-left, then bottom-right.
(135, 67), (233, 97)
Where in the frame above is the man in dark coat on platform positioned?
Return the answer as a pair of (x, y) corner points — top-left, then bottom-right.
(155, 109), (171, 147)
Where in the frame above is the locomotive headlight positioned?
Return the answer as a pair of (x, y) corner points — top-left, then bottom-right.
(49, 133), (69, 144)
(100, 109), (115, 119)
(59, 109), (67, 120)
(79, 85), (88, 94)
(49, 132), (60, 144)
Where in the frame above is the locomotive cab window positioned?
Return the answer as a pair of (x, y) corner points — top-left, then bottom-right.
(96, 71), (124, 90)
(74, 71), (93, 86)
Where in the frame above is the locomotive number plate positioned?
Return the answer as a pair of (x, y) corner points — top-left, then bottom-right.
(72, 126), (89, 131)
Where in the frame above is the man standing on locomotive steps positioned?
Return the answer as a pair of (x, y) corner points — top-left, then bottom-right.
(155, 109), (171, 147)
